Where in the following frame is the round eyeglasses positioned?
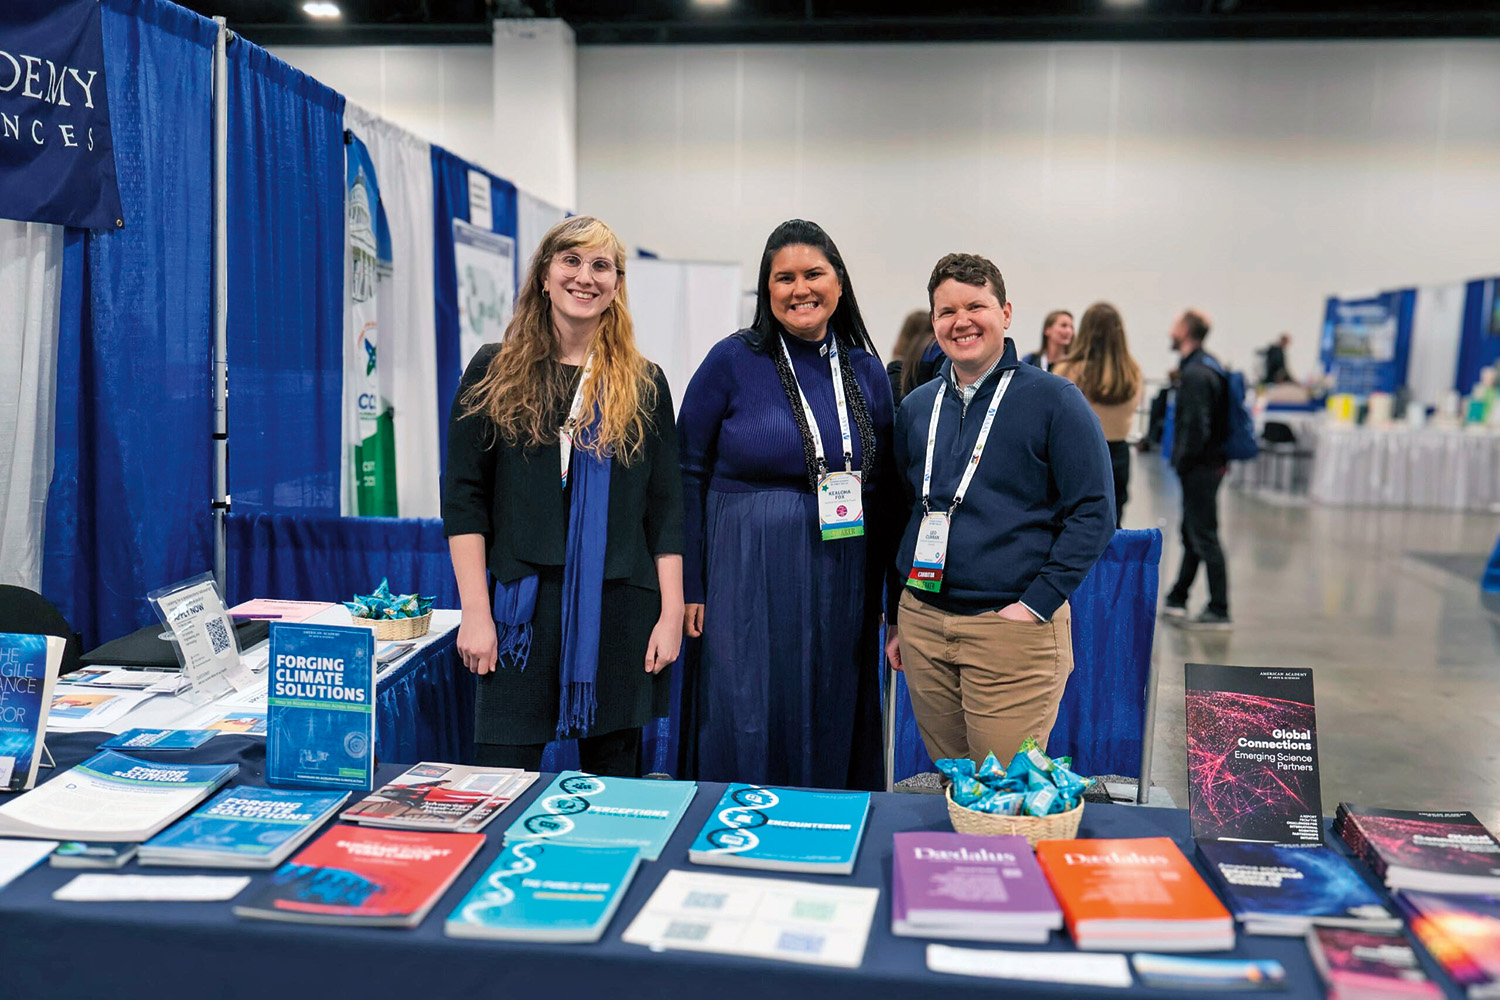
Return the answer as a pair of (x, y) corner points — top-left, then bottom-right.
(554, 253), (621, 281)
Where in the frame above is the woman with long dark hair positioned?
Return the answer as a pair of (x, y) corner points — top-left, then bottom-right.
(886, 309), (939, 404)
(443, 216), (684, 776)
(678, 219), (895, 790)
(1054, 302), (1144, 526)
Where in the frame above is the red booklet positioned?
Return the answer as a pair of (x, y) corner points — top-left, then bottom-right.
(233, 825), (484, 927)
(1036, 837), (1234, 951)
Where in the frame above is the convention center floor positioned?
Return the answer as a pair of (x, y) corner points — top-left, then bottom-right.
(1131, 457), (1500, 828)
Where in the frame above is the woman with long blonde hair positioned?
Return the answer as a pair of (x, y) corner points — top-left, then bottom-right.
(1054, 301), (1144, 526)
(443, 216), (684, 775)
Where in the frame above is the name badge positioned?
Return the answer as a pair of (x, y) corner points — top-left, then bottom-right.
(817, 471), (864, 541)
(906, 511), (951, 592)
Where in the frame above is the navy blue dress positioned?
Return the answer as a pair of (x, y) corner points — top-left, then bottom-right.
(678, 329), (896, 790)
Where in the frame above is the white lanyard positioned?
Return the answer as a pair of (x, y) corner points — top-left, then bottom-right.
(920, 368), (1015, 515)
(779, 333), (854, 474)
(558, 353), (595, 484)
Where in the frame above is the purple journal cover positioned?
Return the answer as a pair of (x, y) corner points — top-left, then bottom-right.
(892, 832), (1061, 923)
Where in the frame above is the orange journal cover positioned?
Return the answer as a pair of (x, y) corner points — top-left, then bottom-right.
(1036, 837), (1231, 930)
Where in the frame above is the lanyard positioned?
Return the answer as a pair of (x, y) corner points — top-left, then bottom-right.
(559, 353), (595, 483)
(779, 333), (854, 474)
(920, 368), (1015, 514)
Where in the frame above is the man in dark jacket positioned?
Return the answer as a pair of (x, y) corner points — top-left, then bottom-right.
(1162, 310), (1231, 629)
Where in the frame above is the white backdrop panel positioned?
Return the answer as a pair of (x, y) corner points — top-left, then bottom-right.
(626, 258), (744, 410)
(1407, 282), (1466, 408)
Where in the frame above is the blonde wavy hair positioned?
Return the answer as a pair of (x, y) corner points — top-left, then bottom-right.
(461, 216), (657, 464)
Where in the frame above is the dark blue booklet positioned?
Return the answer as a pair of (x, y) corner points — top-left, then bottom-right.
(139, 785), (350, 869)
(266, 623), (375, 791)
(1197, 840), (1399, 936)
(0, 633), (64, 791)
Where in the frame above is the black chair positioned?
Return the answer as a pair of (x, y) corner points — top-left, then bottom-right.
(0, 585), (84, 675)
(1260, 421), (1315, 494)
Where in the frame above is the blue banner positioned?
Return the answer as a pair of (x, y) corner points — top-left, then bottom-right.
(0, 0), (124, 229)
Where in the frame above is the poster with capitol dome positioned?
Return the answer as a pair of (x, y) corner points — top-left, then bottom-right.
(454, 218), (516, 373)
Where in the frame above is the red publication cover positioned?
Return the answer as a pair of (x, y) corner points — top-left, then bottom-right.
(233, 825), (484, 927)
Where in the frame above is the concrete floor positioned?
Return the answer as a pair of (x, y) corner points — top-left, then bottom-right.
(1128, 455), (1500, 829)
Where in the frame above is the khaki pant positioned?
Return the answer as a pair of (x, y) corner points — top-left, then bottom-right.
(897, 590), (1074, 767)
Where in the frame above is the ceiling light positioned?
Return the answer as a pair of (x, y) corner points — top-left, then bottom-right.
(692, 0), (732, 8)
(302, 2), (341, 18)
(1105, 0), (1147, 7)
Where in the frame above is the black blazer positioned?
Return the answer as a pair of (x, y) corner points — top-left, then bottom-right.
(442, 345), (684, 591)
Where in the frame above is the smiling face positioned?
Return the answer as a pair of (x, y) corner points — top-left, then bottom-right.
(1045, 313), (1075, 357)
(932, 278), (1013, 381)
(544, 244), (619, 329)
(768, 244), (842, 341)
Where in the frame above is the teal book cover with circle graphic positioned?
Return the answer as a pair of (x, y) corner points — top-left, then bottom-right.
(688, 784), (871, 875)
(502, 771), (697, 861)
(266, 623), (375, 791)
(445, 839), (641, 942)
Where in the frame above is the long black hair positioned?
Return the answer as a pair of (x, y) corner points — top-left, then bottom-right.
(745, 219), (880, 490)
(746, 219), (881, 359)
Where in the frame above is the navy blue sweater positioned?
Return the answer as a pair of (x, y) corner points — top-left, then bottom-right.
(892, 338), (1115, 622)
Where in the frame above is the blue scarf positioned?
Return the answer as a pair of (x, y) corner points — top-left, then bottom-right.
(493, 422), (612, 739)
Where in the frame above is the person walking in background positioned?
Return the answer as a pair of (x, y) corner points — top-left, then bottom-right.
(443, 216), (684, 777)
(1054, 302), (1144, 527)
(1021, 309), (1074, 372)
(1162, 309), (1232, 630)
(678, 219), (895, 791)
(885, 253), (1113, 767)
(886, 309), (941, 405)
(1262, 332), (1292, 385)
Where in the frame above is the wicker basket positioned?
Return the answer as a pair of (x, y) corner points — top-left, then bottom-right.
(945, 787), (1084, 846)
(358, 611), (432, 642)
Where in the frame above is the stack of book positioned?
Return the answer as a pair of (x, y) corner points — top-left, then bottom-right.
(1397, 890), (1500, 999)
(1036, 837), (1234, 951)
(445, 840), (641, 943)
(890, 832), (1062, 943)
(234, 825), (484, 928)
(1337, 804), (1500, 895)
(341, 763), (537, 833)
(139, 786), (349, 868)
(1307, 926), (1443, 1000)
(1197, 840), (1400, 936)
(688, 784), (869, 875)
(504, 771), (697, 861)
(0, 751), (237, 842)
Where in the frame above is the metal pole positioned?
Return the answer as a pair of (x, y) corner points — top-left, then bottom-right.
(1136, 638), (1161, 804)
(883, 660), (897, 793)
(211, 17), (230, 593)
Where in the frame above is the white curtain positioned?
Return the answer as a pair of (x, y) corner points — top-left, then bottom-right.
(626, 258), (744, 409)
(1407, 282), (1467, 408)
(0, 220), (63, 591)
(518, 190), (567, 280)
(346, 104), (442, 519)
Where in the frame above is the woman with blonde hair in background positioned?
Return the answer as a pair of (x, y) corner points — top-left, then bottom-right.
(1054, 302), (1144, 527)
(885, 309), (940, 405)
(443, 216), (684, 776)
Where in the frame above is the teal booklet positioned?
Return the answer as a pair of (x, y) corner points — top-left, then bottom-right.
(445, 839), (641, 942)
(100, 728), (218, 751)
(503, 771), (697, 861)
(139, 785), (350, 869)
(688, 784), (871, 875)
(266, 623), (375, 791)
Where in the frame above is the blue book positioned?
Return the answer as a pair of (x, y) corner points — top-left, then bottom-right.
(0, 633), (64, 791)
(1197, 840), (1399, 935)
(266, 623), (375, 791)
(688, 784), (871, 875)
(445, 840), (641, 942)
(503, 771), (697, 861)
(99, 728), (219, 751)
(140, 785), (350, 868)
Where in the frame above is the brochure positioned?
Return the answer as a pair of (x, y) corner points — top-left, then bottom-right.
(99, 729), (219, 751)
(140, 786), (349, 869)
(50, 842), (139, 869)
(1338, 804), (1500, 894)
(342, 762), (535, 832)
(0, 633), (63, 791)
(891, 832), (1062, 943)
(445, 840), (641, 942)
(1197, 840), (1398, 935)
(1308, 925), (1442, 1000)
(1397, 890), (1500, 998)
(689, 784), (869, 875)
(504, 771), (697, 861)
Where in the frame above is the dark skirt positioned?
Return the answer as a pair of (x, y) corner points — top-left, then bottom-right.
(685, 488), (884, 791)
(476, 567), (670, 745)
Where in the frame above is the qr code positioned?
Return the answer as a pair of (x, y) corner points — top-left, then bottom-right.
(205, 616), (232, 655)
(683, 892), (726, 910)
(775, 931), (825, 955)
(663, 921), (710, 942)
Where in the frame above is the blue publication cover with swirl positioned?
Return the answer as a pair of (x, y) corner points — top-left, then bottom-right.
(445, 839), (641, 942)
(688, 784), (870, 875)
(502, 771), (697, 861)
(266, 623), (375, 791)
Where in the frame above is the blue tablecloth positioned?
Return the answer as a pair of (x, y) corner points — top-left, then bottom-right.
(374, 626), (473, 766)
(0, 734), (1460, 999)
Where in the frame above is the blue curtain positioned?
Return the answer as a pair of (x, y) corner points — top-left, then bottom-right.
(225, 42), (345, 514)
(42, 0), (218, 649)
(1455, 278), (1499, 396)
(893, 528), (1163, 781)
(430, 145), (520, 471)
